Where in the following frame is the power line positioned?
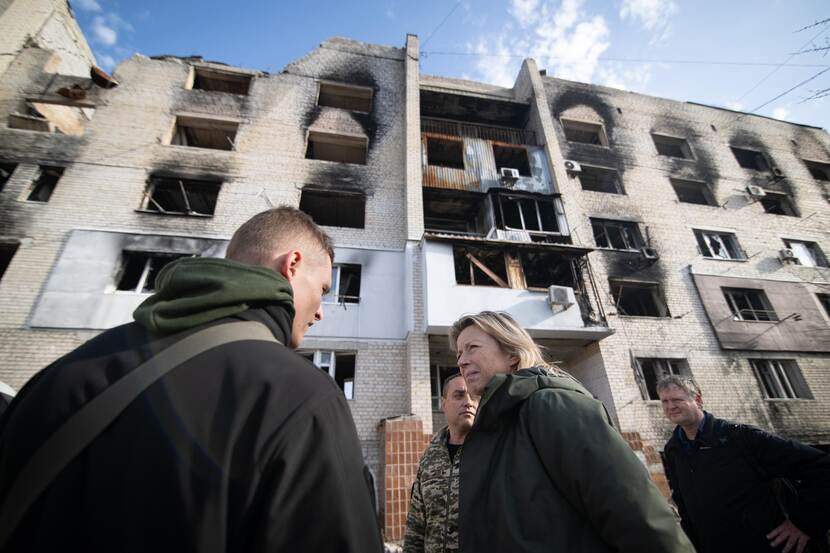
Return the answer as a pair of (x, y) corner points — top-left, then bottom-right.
(745, 66), (830, 116)
(421, 0), (464, 49)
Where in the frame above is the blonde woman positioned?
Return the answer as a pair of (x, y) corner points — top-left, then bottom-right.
(450, 311), (693, 553)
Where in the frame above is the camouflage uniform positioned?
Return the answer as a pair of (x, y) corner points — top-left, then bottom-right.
(402, 427), (460, 553)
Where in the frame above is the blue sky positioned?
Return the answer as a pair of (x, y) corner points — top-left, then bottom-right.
(73, 0), (830, 130)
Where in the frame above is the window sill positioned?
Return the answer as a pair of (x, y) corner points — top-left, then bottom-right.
(164, 144), (235, 153)
(596, 247), (641, 253)
(701, 256), (748, 262)
(134, 209), (213, 218)
(730, 318), (779, 324)
(581, 189), (626, 195)
(567, 141), (610, 148)
(616, 315), (673, 320)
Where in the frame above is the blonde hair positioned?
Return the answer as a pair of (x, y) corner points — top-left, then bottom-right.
(449, 311), (552, 372)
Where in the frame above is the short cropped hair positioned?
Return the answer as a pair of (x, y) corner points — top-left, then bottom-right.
(656, 375), (701, 399)
(441, 372), (463, 398)
(226, 206), (334, 266)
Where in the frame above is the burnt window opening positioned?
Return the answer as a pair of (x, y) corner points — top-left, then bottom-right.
(635, 358), (691, 400)
(591, 218), (643, 250)
(492, 145), (531, 176)
(804, 160), (830, 181)
(671, 178), (715, 206)
(170, 116), (238, 150)
(782, 239), (828, 267)
(817, 293), (830, 318)
(520, 250), (575, 289)
(317, 82), (373, 112)
(0, 162), (16, 191)
(306, 131), (368, 165)
(299, 189), (365, 229)
(26, 166), (64, 202)
(423, 190), (487, 234)
(499, 195), (559, 233)
(116, 251), (190, 293)
(652, 134), (693, 159)
(580, 165), (624, 194)
(731, 146), (770, 172)
(191, 67), (252, 95)
(142, 176), (221, 217)
(453, 245), (509, 287)
(9, 102), (94, 136)
(0, 242), (20, 284)
(694, 230), (745, 260)
(750, 359), (812, 399)
(561, 119), (608, 146)
(723, 288), (777, 322)
(323, 264), (361, 304)
(300, 351), (356, 399)
(760, 192), (797, 216)
(431, 364), (459, 410)
(426, 137), (464, 169)
(611, 281), (670, 318)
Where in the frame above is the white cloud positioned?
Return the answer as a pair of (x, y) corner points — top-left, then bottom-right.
(96, 52), (116, 70)
(772, 106), (790, 120)
(619, 0), (677, 30)
(509, 0), (540, 27)
(385, 4), (395, 19)
(725, 101), (744, 111)
(92, 16), (117, 45)
(75, 0), (101, 12)
(598, 63), (652, 91)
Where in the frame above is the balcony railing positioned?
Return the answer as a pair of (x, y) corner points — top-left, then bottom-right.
(421, 117), (537, 146)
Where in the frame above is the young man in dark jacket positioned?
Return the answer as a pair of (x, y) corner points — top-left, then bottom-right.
(0, 207), (383, 553)
(659, 375), (830, 553)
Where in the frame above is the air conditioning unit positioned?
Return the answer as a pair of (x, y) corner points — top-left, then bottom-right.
(640, 246), (659, 261)
(745, 184), (767, 198)
(548, 285), (575, 309)
(500, 167), (520, 181)
(779, 248), (798, 263)
(564, 160), (582, 173)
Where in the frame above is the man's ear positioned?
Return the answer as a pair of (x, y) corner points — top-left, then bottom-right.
(274, 250), (302, 282)
(694, 393), (704, 409)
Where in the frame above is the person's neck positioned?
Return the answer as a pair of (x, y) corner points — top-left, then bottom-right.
(681, 412), (705, 440)
(448, 426), (469, 445)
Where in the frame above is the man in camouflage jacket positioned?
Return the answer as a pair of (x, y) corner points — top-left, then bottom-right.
(403, 373), (477, 553)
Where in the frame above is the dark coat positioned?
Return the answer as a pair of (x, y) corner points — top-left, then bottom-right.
(458, 367), (694, 553)
(0, 258), (383, 553)
(664, 413), (830, 553)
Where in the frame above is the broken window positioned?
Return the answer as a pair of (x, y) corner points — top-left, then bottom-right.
(611, 281), (670, 317)
(579, 165), (624, 194)
(423, 190), (486, 234)
(670, 178), (715, 206)
(499, 195), (559, 233)
(170, 116), (239, 150)
(116, 251), (189, 293)
(300, 350), (356, 399)
(323, 264), (361, 303)
(591, 219), (643, 250)
(426, 137), (464, 169)
(430, 364), (459, 410)
(561, 119), (608, 146)
(492, 144), (531, 176)
(804, 159), (830, 181)
(760, 192), (797, 216)
(783, 239), (828, 267)
(0, 162), (16, 192)
(9, 101), (94, 135)
(635, 357), (691, 400)
(750, 359), (812, 399)
(26, 166), (64, 202)
(0, 242), (19, 284)
(453, 245), (509, 287)
(306, 131), (368, 164)
(519, 250), (575, 289)
(299, 189), (365, 228)
(723, 288), (777, 321)
(652, 134), (693, 159)
(141, 176), (221, 216)
(317, 82), (373, 112)
(731, 146), (770, 171)
(190, 67), (252, 95)
(694, 230), (744, 260)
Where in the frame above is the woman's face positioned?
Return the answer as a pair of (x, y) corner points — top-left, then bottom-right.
(456, 325), (518, 397)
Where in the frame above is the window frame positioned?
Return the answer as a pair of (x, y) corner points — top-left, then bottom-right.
(0, 161), (17, 191)
(425, 136), (465, 170)
(591, 218), (644, 251)
(498, 194), (560, 234)
(188, 66), (252, 95)
(114, 251), (189, 294)
(750, 359), (813, 400)
(694, 229), (745, 260)
(301, 350), (356, 400)
(782, 239), (828, 268)
(24, 165), (64, 203)
(560, 118), (609, 147)
(670, 178), (716, 206)
(168, 114), (240, 151)
(652, 133), (694, 159)
(610, 280), (671, 318)
(0, 241), (20, 284)
(760, 191), (797, 216)
(139, 176), (222, 217)
(430, 364), (459, 410)
(299, 188), (366, 229)
(316, 81), (373, 113)
(723, 287), (778, 322)
(730, 146), (770, 172)
(634, 357), (690, 400)
(579, 164), (625, 194)
(322, 263), (361, 304)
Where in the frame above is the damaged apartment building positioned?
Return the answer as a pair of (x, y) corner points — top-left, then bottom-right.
(2, 0), (830, 541)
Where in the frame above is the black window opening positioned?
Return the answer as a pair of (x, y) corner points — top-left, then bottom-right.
(431, 364), (459, 410)
(306, 131), (368, 165)
(611, 281), (670, 317)
(694, 230), (744, 260)
(453, 244), (574, 290)
(323, 264), (361, 303)
(723, 288), (778, 322)
(750, 359), (813, 400)
(591, 219), (643, 250)
(671, 178), (715, 206)
(804, 160), (830, 181)
(499, 195), (559, 233)
(301, 351), (356, 399)
(492, 145), (531, 176)
(561, 119), (607, 146)
(520, 250), (575, 289)
(760, 192), (797, 216)
(731, 147), (770, 171)
(636, 358), (690, 400)
(652, 134), (693, 159)
(171, 116), (238, 150)
(426, 137), (464, 169)
(782, 239), (829, 268)
(116, 251), (189, 293)
(0, 162), (17, 191)
(191, 67), (252, 95)
(142, 177), (221, 216)
(317, 82), (373, 112)
(299, 189), (365, 229)
(27, 166), (64, 202)
(817, 294), (830, 317)
(580, 166), (624, 194)
(423, 190), (486, 234)
(453, 245), (509, 287)
(0, 243), (19, 283)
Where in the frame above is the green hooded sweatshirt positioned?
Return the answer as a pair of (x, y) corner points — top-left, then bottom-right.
(133, 257), (294, 335)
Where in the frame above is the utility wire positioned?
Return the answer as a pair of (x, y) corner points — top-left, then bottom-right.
(421, 0), (464, 49)
(745, 66), (830, 116)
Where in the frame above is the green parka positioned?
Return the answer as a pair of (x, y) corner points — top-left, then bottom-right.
(458, 367), (694, 553)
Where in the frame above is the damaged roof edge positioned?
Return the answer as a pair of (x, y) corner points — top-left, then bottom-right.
(146, 54), (265, 75)
(685, 101), (824, 130)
